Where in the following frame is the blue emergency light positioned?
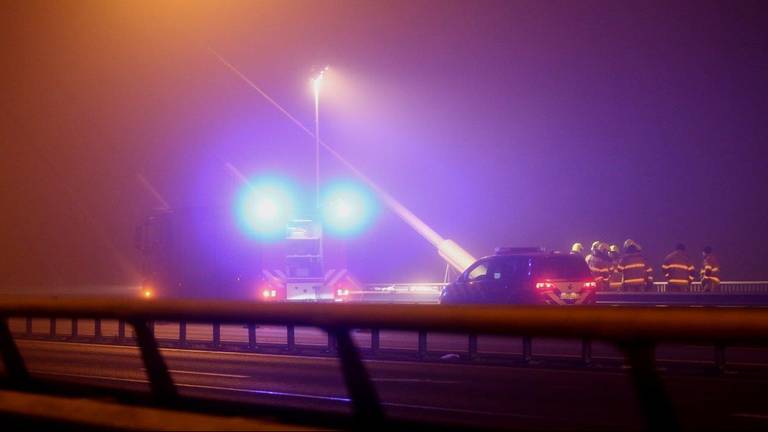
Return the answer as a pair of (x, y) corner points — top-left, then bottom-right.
(321, 179), (378, 238)
(234, 175), (298, 241)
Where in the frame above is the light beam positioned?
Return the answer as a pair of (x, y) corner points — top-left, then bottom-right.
(209, 49), (476, 271)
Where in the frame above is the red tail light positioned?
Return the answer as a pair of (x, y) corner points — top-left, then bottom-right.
(335, 287), (350, 301)
(582, 281), (597, 290)
(260, 287), (278, 300)
(535, 281), (556, 291)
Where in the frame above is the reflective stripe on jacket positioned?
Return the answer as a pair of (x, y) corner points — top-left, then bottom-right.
(618, 252), (652, 285)
(701, 254), (721, 283)
(586, 254), (611, 283)
(608, 257), (623, 289)
(661, 250), (695, 285)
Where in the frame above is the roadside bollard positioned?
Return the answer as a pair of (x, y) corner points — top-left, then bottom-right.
(582, 338), (593, 365)
(371, 328), (380, 354)
(287, 325), (295, 351)
(522, 336), (533, 364)
(714, 344), (726, 372)
(468, 333), (478, 360)
(418, 330), (428, 359)
(248, 322), (256, 350)
(212, 322), (221, 348)
(179, 320), (187, 347)
(118, 320), (126, 341)
(94, 318), (102, 339)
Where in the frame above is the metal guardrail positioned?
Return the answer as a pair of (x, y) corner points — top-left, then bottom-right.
(9, 286), (768, 369)
(2, 298), (768, 431)
(656, 281), (768, 294)
(362, 281), (768, 303)
(9, 282), (768, 374)
(357, 283), (446, 303)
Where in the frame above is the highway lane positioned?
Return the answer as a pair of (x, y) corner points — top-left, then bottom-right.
(8, 339), (768, 430)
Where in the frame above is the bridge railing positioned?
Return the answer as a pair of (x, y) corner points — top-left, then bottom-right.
(2, 298), (768, 431)
(361, 281), (768, 303)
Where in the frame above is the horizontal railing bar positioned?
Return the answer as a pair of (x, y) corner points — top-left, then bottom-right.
(1, 298), (768, 344)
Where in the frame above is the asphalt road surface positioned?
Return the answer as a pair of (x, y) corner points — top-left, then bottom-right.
(6, 338), (768, 430)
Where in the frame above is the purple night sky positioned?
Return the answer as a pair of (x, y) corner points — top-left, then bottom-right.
(1, 1), (767, 285)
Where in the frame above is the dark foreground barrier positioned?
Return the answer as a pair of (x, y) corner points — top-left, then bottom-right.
(2, 298), (768, 430)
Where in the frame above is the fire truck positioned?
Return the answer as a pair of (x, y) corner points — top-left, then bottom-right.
(134, 207), (359, 301)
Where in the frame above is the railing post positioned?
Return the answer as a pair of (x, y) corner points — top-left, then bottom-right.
(49, 318), (56, 338)
(522, 336), (533, 364)
(621, 341), (679, 432)
(418, 330), (428, 359)
(25, 317), (32, 336)
(94, 318), (102, 339)
(332, 327), (384, 426)
(371, 328), (380, 355)
(286, 325), (295, 351)
(131, 319), (177, 402)
(212, 322), (221, 348)
(0, 318), (30, 387)
(248, 322), (256, 350)
(581, 338), (593, 365)
(71, 318), (78, 338)
(714, 344), (726, 372)
(327, 331), (336, 353)
(118, 320), (126, 341)
(179, 320), (187, 347)
(468, 333), (478, 360)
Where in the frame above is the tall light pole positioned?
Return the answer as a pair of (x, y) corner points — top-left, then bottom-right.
(312, 66), (328, 210)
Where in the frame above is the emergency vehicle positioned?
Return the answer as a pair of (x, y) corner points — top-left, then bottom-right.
(134, 207), (359, 301)
(440, 247), (597, 305)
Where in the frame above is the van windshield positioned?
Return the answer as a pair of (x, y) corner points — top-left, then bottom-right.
(532, 256), (591, 280)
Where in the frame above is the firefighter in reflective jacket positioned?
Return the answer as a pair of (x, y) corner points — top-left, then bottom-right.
(607, 244), (623, 290)
(570, 242), (585, 258)
(585, 241), (599, 263)
(661, 243), (695, 292)
(618, 239), (653, 292)
(700, 246), (721, 292)
(586, 242), (611, 290)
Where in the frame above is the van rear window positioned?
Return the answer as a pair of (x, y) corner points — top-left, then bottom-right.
(532, 256), (591, 280)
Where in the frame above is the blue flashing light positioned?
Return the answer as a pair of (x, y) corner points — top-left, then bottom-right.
(321, 180), (378, 238)
(235, 176), (297, 241)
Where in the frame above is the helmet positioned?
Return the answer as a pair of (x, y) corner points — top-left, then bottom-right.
(591, 241), (601, 253)
(571, 242), (584, 254)
(623, 238), (641, 252)
(609, 244), (620, 254)
(597, 242), (609, 255)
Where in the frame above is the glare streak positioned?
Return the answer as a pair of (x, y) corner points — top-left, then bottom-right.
(136, 173), (171, 211)
(209, 48), (475, 270)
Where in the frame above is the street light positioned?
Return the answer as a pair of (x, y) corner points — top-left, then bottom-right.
(312, 66), (329, 210)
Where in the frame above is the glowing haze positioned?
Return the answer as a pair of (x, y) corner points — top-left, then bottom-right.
(1, 1), (767, 286)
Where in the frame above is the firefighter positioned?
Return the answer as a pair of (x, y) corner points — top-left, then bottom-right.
(586, 242), (611, 290)
(700, 246), (721, 292)
(661, 243), (695, 292)
(607, 244), (623, 290)
(618, 239), (653, 292)
(570, 242), (585, 258)
(585, 241), (599, 263)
